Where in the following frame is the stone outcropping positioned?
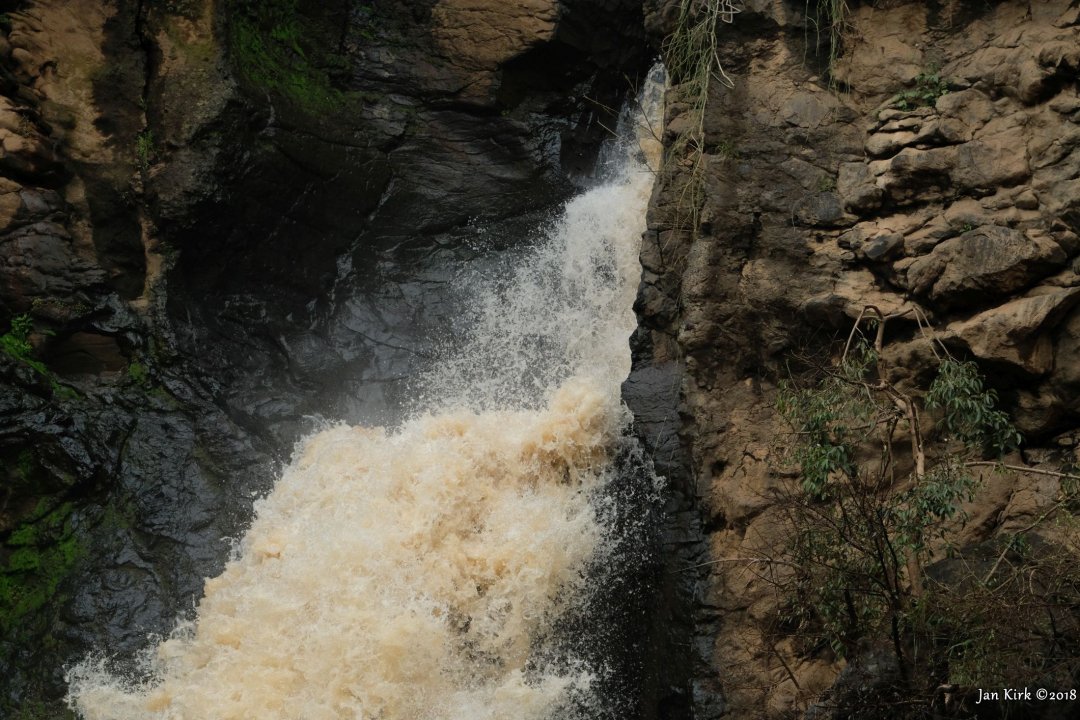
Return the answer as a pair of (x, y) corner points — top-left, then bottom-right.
(635, 0), (1080, 717)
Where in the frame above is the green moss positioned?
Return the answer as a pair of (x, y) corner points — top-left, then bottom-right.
(0, 502), (85, 632)
(2, 314), (57, 383)
(127, 361), (149, 385)
(15, 449), (33, 481)
(136, 130), (155, 170)
(8, 523), (37, 547)
(30, 296), (90, 318)
(12, 699), (75, 720)
(227, 0), (357, 114)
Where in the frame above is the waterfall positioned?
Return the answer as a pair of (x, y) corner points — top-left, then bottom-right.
(67, 64), (666, 720)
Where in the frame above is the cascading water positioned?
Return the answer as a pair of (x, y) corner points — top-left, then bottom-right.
(67, 64), (666, 720)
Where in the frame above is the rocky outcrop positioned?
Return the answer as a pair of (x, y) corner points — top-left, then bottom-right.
(637, 0), (1080, 717)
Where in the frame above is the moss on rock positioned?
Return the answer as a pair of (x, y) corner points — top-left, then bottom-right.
(0, 502), (84, 633)
(227, 0), (355, 115)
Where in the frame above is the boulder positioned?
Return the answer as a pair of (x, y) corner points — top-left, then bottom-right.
(950, 115), (1032, 190)
(946, 287), (1080, 374)
(906, 226), (1066, 308)
(936, 88), (995, 130)
(879, 146), (957, 203)
(837, 161), (883, 214)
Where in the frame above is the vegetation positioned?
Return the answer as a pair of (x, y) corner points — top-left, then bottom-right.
(1, 314), (49, 378)
(0, 493), (85, 720)
(227, 0), (355, 113)
(1, 313), (78, 398)
(126, 361), (149, 385)
(136, 129), (155, 170)
(893, 69), (949, 111)
(661, 0), (739, 232)
(0, 502), (85, 633)
(771, 308), (1080, 713)
(12, 700), (76, 720)
(660, 0), (850, 233)
(805, 0), (851, 74)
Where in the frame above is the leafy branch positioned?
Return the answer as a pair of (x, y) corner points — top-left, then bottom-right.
(770, 306), (1068, 701)
(761, 305), (1080, 714)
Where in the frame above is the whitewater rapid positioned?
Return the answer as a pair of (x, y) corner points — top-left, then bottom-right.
(67, 64), (665, 720)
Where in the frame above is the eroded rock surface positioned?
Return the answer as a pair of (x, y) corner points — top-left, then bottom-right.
(637, 0), (1080, 717)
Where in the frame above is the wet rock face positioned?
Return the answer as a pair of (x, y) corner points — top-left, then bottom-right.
(637, 0), (1080, 717)
(160, 0), (652, 437)
(0, 0), (652, 714)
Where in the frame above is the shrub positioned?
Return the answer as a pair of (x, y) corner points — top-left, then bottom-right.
(771, 308), (1080, 713)
(893, 70), (949, 110)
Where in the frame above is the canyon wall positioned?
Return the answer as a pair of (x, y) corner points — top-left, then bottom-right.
(0, 1), (649, 715)
(5, 0), (1080, 718)
(635, 0), (1080, 717)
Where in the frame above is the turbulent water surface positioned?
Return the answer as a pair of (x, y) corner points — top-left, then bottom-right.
(67, 65), (666, 720)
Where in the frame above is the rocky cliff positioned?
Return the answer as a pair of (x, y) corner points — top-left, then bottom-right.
(5, 0), (1080, 718)
(0, 0), (649, 715)
(635, 0), (1080, 717)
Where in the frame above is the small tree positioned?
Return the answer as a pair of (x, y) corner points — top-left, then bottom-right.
(772, 306), (1080, 714)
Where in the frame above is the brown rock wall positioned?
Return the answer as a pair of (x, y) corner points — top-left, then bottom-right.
(641, 0), (1080, 717)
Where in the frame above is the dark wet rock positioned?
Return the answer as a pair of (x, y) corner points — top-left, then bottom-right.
(623, 362), (685, 482)
(1051, 309), (1080, 415)
(0, 0), (655, 715)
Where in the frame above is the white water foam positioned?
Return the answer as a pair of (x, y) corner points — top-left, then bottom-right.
(67, 64), (666, 720)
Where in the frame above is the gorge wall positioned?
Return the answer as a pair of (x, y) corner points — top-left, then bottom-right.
(0, 0), (650, 716)
(635, 0), (1080, 717)
(4, 0), (1080, 718)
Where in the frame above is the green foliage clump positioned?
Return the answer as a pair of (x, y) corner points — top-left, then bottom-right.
(1, 314), (49, 377)
(927, 359), (1020, 455)
(227, 0), (354, 113)
(136, 130), (155, 170)
(777, 341), (1018, 660)
(2, 314), (33, 357)
(771, 314), (1080, 710)
(893, 70), (949, 110)
(1, 314), (79, 398)
(776, 338), (988, 661)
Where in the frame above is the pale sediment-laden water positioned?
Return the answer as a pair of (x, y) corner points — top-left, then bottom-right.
(67, 64), (667, 720)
